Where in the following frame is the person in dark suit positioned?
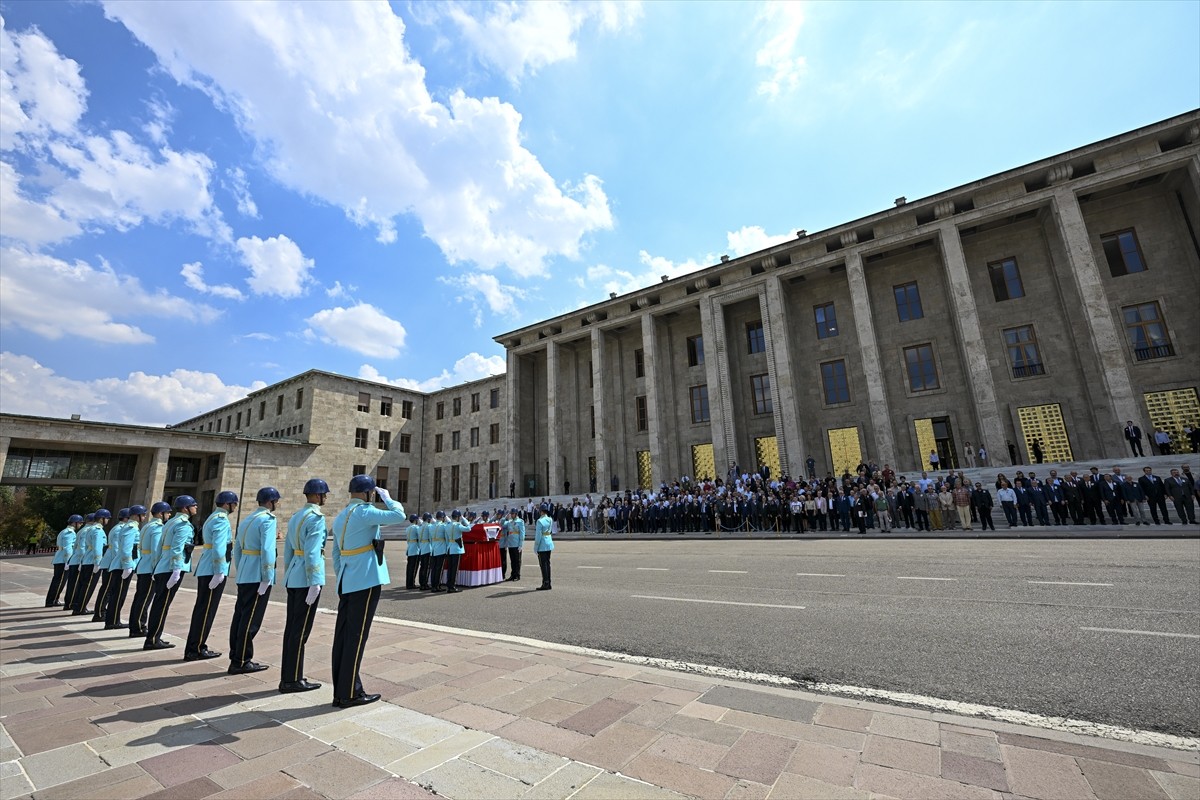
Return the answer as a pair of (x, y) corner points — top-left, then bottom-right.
(1014, 485), (1033, 526)
(1123, 421), (1145, 457)
(1138, 467), (1171, 525)
(972, 483), (995, 531)
(1100, 475), (1125, 525)
(1166, 469), (1196, 524)
(1084, 468), (1105, 525)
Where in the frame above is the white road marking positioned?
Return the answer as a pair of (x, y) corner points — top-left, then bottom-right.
(632, 594), (806, 610)
(796, 573), (846, 577)
(709, 570), (748, 574)
(636, 567), (669, 571)
(1081, 627), (1200, 639)
(576, 566), (604, 569)
(896, 576), (957, 581)
(1028, 581), (1113, 587)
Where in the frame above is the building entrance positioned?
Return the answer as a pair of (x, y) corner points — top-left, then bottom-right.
(1017, 403), (1072, 463)
(1144, 388), (1199, 453)
(691, 443), (715, 482)
(753, 436), (780, 480)
(915, 417), (958, 470)
(827, 427), (862, 477)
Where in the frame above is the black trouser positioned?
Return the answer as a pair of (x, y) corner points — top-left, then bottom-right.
(91, 569), (115, 620)
(418, 553), (430, 588)
(229, 582), (271, 667)
(429, 554), (446, 589)
(406, 555), (420, 589)
(45, 563), (66, 606)
(915, 510), (929, 531)
(900, 508), (914, 529)
(62, 566), (81, 611)
(1106, 500), (1126, 525)
(1148, 496), (1171, 524)
(1018, 504), (1033, 526)
(1129, 439), (1144, 457)
(127, 572), (155, 636)
(1173, 496), (1196, 524)
(145, 572), (182, 645)
(978, 508), (996, 531)
(332, 583), (380, 702)
(73, 565), (99, 613)
(445, 553), (461, 588)
(499, 546), (508, 579)
(281, 586), (319, 684)
(1034, 504), (1049, 526)
(509, 548), (522, 580)
(1001, 502), (1018, 527)
(537, 550), (551, 587)
(104, 569), (131, 627)
(1050, 502), (1067, 525)
(185, 575), (226, 657)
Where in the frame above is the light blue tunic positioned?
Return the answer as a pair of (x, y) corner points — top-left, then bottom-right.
(430, 521), (450, 557)
(195, 510), (232, 577)
(330, 497), (405, 593)
(136, 520), (164, 575)
(447, 520), (470, 556)
(534, 516), (554, 552)
(284, 504), (326, 589)
(505, 518), (526, 549)
(405, 522), (420, 556)
(115, 521), (139, 571)
(154, 514), (195, 575)
(234, 507), (277, 585)
(97, 522), (122, 570)
(418, 521), (433, 555)
(53, 527), (76, 565)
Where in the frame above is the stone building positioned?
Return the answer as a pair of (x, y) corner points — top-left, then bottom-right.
(496, 111), (1200, 491)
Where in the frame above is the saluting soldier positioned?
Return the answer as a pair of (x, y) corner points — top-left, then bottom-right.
(330, 475), (404, 708)
(506, 509), (525, 581)
(444, 510), (469, 593)
(62, 513), (93, 612)
(46, 514), (83, 607)
(145, 495), (197, 650)
(128, 502), (171, 638)
(429, 510), (449, 592)
(104, 504), (145, 629)
(417, 512), (433, 589)
(228, 487), (279, 674)
(404, 514), (421, 589)
(497, 512), (510, 579)
(73, 508), (110, 615)
(92, 508), (129, 622)
(280, 478), (328, 693)
(185, 491), (237, 661)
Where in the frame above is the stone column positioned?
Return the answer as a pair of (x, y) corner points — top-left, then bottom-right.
(505, 348), (520, 494)
(934, 222), (1009, 466)
(641, 313), (665, 487)
(700, 296), (736, 476)
(546, 340), (561, 495)
(145, 447), (170, 502)
(845, 251), (897, 467)
(590, 328), (608, 493)
(761, 277), (802, 476)
(1049, 186), (1140, 455)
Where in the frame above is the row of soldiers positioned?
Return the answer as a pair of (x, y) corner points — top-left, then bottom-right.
(401, 508), (540, 589)
(43, 475), (407, 707)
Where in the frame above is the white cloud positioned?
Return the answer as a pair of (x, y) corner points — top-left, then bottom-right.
(439, 272), (526, 328)
(236, 234), (313, 298)
(325, 280), (357, 300)
(754, 2), (808, 99)
(440, 1), (643, 82)
(103, 0), (614, 277)
(359, 351), (505, 393)
(0, 351), (266, 426)
(142, 97), (174, 145)
(0, 19), (88, 151)
(305, 303), (407, 358)
(226, 166), (259, 217)
(180, 261), (242, 300)
(725, 225), (792, 256)
(0, 159), (80, 246)
(240, 332), (277, 341)
(0, 247), (219, 344)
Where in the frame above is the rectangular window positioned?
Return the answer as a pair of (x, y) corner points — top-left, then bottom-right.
(354, 428), (368, 448)
(747, 321), (765, 354)
(686, 335), (705, 367)
(397, 467), (409, 503)
(635, 395), (648, 431)
(436, 401), (444, 420)
(357, 392), (369, 412)
(433, 467), (442, 503)
(489, 422), (500, 444)
(634, 348), (645, 378)
(904, 344), (939, 391)
(588, 360), (593, 387)
(380, 396), (392, 416)
(276, 395), (283, 415)
(378, 430), (391, 450)
(469, 462), (479, 499)
(450, 465), (460, 501)
(226, 414), (232, 431)
(689, 385), (710, 423)
(399, 433), (412, 453)
(490, 388), (500, 409)
(750, 374), (773, 415)
(258, 401), (265, 420)
(295, 388), (304, 409)
(471, 392), (480, 412)
(1004, 325), (1045, 377)
(451, 430), (461, 450)
(352, 464), (366, 477)
(453, 397), (462, 416)
(1102, 229), (1147, 277)
(488, 460), (499, 500)
(894, 282), (924, 321)
(470, 427), (479, 447)
(435, 434), (443, 453)
(375, 465), (388, 495)
(988, 257), (1025, 302)
(235, 411), (242, 429)
(205, 455), (220, 480)
(1122, 302), (1174, 360)
(821, 360), (851, 405)
(207, 421), (212, 432)
(590, 406), (596, 438)
(814, 302), (838, 339)
(401, 400), (413, 419)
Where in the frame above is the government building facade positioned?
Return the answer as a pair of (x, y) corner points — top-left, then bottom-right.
(2, 112), (1198, 514)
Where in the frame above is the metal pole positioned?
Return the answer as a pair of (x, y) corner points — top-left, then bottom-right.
(235, 437), (250, 531)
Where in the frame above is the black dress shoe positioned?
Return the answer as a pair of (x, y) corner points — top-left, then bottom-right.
(431, 587), (445, 593)
(105, 623), (127, 630)
(333, 692), (381, 708)
(185, 648), (222, 661)
(279, 679), (322, 694)
(535, 585), (549, 591)
(228, 661), (269, 674)
(446, 587), (459, 593)
(144, 640), (175, 650)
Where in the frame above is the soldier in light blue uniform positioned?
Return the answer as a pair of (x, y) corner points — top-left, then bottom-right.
(91, 508), (128, 622)
(505, 509), (526, 582)
(103, 505), (144, 629)
(46, 514), (83, 607)
(228, 487), (279, 674)
(404, 514), (421, 589)
(185, 491), (237, 661)
(62, 513), (93, 612)
(329, 475), (404, 708)
(429, 510), (449, 592)
(145, 495), (197, 650)
(535, 508), (555, 591)
(72, 508), (110, 615)
(417, 512), (433, 589)
(280, 478), (329, 694)
(444, 510), (470, 593)
(128, 502), (170, 638)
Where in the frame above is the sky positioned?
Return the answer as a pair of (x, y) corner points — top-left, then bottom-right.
(1, 0), (1197, 427)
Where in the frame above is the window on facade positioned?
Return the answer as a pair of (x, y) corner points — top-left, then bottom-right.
(590, 406), (596, 438)
(451, 430), (461, 450)
(401, 400), (413, 419)
(450, 465), (460, 500)
(488, 460), (498, 499)
(436, 402), (444, 420)
(490, 422), (500, 444)
(226, 414), (232, 432)
(894, 282), (924, 321)
(747, 321), (766, 354)
(470, 427), (479, 447)
(1122, 302), (1174, 360)
(205, 455), (220, 480)
(588, 360), (593, 387)
(821, 360), (851, 405)
(453, 397), (462, 416)
(207, 421), (213, 432)
(490, 388), (500, 409)
(397, 468), (409, 503)
(378, 430), (391, 450)
(904, 344), (939, 391)
(357, 392), (369, 412)
(433, 467), (442, 502)
(399, 433), (412, 453)
(277, 395), (284, 415)
(635, 396), (648, 431)
(988, 258), (1025, 301)
(689, 385), (710, 423)
(634, 348), (645, 378)
(1004, 326), (1045, 377)
(235, 411), (242, 429)
(750, 374), (773, 414)
(354, 428), (368, 448)
(471, 392), (480, 412)
(259, 401), (265, 420)
(1102, 229), (1147, 277)
(380, 396), (392, 416)
(469, 462), (479, 499)
(295, 388), (304, 409)
(686, 335), (704, 367)
(435, 434), (444, 453)
(215, 417), (221, 432)
(814, 302), (838, 339)
(375, 466), (388, 494)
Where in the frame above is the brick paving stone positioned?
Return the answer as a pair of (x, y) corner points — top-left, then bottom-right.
(336, 729), (420, 768)
(1151, 770), (1200, 800)
(386, 729), (494, 779)
(520, 761), (604, 800)
(1166, 760), (1199, 777)
(573, 661), (613, 676)
(207, 739), (332, 790)
(655, 687), (705, 706)
(556, 676), (625, 705)
(345, 777), (441, 799)
(868, 712), (941, 745)
(997, 732), (1171, 772)
(725, 779), (772, 799)
(570, 721), (662, 772)
(440, 701), (520, 731)
(417, 757), (529, 799)
(942, 723), (999, 738)
(645, 732), (731, 770)
(624, 751), (739, 798)
(702, 686), (819, 724)
(274, 786), (327, 800)
(447, 668), (506, 690)
(1002, 745), (1097, 800)
(508, 664), (566, 684)
(205, 771), (306, 800)
(19, 740), (110, 791)
(308, 718), (371, 745)
(720, 709), (834, 743)
(814, 704), (873, 733)
(611, 681), (667, 704)
(451, 677), (528, 706)
(942, 752), (1010, 792)
(716, 730), (798, 785)
(6, 718), (100, 755)
(942, 730), (1003, 762)
(139, 775), (223, 800)
(137, 741), (243, 788)
(571, 771), (689, 800)
(786, 739), (860, 785)
(285, 749), (393, 798)
(678, 701), (726, 721)
(0, 761), (33, 797)
(770, 772), (871, 800)
(788, 720), (869, 751)
(661, 714), (747, 747)
(221, 721), (310, 759)
(855, 763), (1002, 800)
(524, 697), (587, 724)
(461, 737), (568, 784)
(474, 654), (529, 671)
(1078, 758), (1171, 800)
(623, 700), (685, 728)
(559, 697), (637, 736)
(863, 734), (940, 776)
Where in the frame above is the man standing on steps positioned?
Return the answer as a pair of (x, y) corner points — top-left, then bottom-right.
(1124, 420), (1145, 457)
(128, 502), (171, 638)
(46, 514), (83, 607)
(1138, 467), (1171, 525)
(280, 478), (329, 694)
(185, 491), (237, 661)
(145, 496), (198, 651)
(228, 487), (279, 675)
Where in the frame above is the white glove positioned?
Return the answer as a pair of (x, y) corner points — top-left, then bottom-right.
(208, 573), (225, 590)
(375, 487), (391, 503)
(257, 580), (270, 596)
(122, 568), (132, 579)
(305, 585), (321, 605)
(167, 570), (181, 589)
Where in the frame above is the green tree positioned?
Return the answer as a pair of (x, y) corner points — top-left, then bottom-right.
(23, 486), (104, 533)
(0, 488), (46, 549)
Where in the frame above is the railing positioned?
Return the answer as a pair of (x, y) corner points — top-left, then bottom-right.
(1012, 363), (1046, 378)
(1134, 343), (1175, 361)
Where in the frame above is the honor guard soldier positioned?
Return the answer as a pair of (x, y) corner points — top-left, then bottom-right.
(429, 510), (449, 591)
(445, 510), (469, 593)
(229, 487), (278, 674)
(146, 496), (197, 650)
(128, 502), (170, 638)
(280, 478), (329, 693)
(46, 514), (83, 607)
(417, 512), (433, 589)
(92, 508), (129, 622)
(404, 514), (421, 589)
(498, 513), (509, 579)
(73, 508), (110, 615)
(535, 508), (554, 591)
(62, 513), (93, 611)
(185, 490), (237, 661)
(505, 510), (525, 581)
(104, 505), (144, 629)
(330, 475), (404, 708)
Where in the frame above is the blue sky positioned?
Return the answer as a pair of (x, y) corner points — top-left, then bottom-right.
(1, 0), (1197, 426)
